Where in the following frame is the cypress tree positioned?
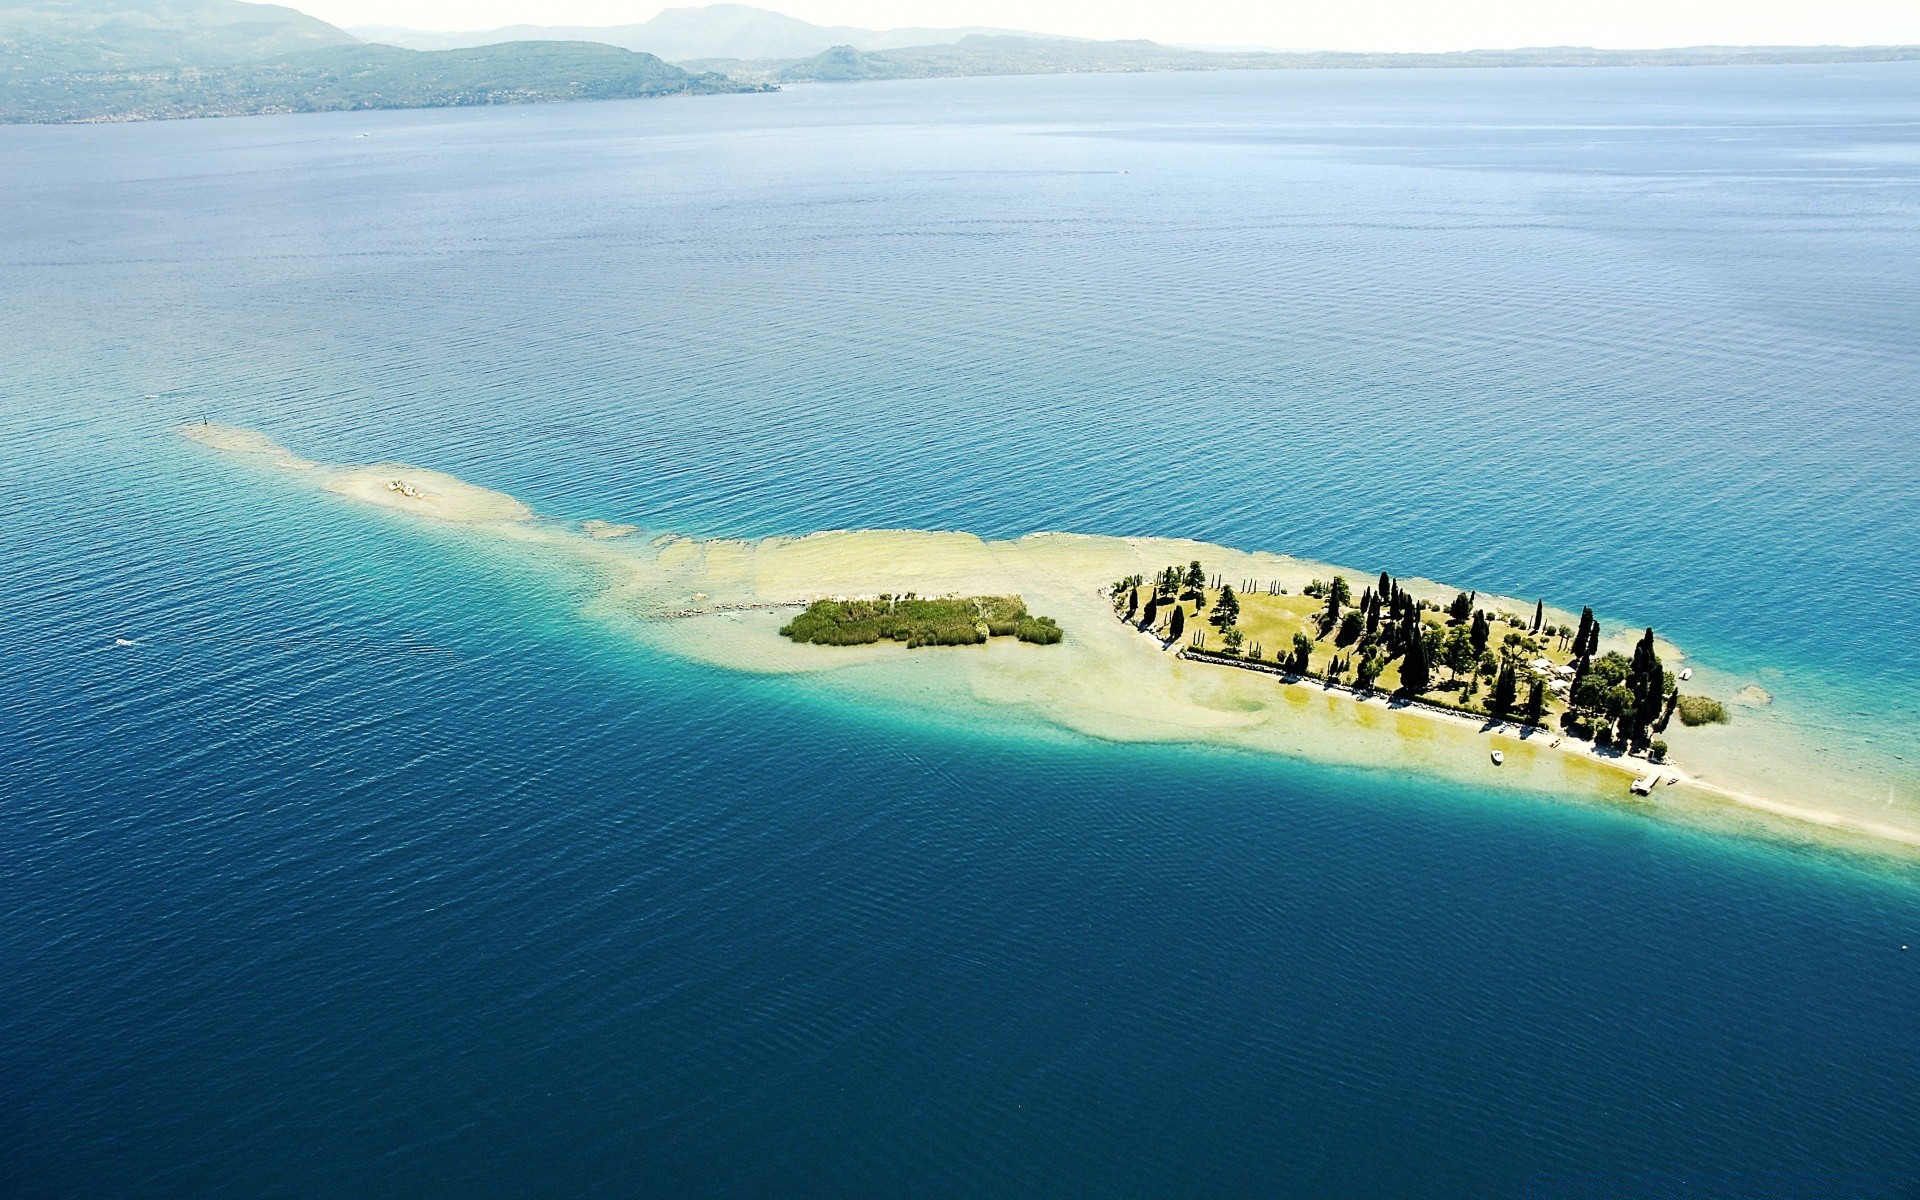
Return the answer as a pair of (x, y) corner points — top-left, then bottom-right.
(1140, 597), (1159, 629)
(1655, 685), (1679, 734)
(1525, 677), (1547, 726)
(1470, 610), (1491, 656)
(1573, 607), (1595, 658)
(1490, 663), (1518, 717)
(1532, 598), (1544, 633)
(1168, 605), (1185, 642)
(1625, 628), (1664, 750)
(1125, 586), (1139, 621)
(1400, 629), (1431, 695)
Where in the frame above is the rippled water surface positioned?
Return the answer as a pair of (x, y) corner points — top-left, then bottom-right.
(3, 66), (1920, 1197)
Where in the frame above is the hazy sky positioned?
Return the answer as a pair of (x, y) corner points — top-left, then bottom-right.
(299, 0), (1920, 50)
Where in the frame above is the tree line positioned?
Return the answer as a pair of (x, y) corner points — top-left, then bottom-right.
(1114, 563), (1715, 759)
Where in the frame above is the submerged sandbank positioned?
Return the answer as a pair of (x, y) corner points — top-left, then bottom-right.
(178, 423), (1920, 858)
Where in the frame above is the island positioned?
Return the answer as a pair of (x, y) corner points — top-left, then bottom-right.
(175, 421), (1920, 859)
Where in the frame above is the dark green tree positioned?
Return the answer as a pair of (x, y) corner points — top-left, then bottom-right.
(1125, 586), (1139, 621)
(1448, 591), (1473, 622)
(1443, 624), (1474, 680)
(1531, 598), (1544, 633)
(1168, 605), (1185, 642)
(1290, 632), (1314, 675)
(1184, 560), (1206, 595)
(1655, 685), (1680, 734)
(1355, 654), (1383, 691)
(1524, 677), (1547, 726)
(1336, 610), (1362, 646)
(1140, 597), (1160, 629)
(1490, 663), (1518, 717)
(1211, 583), (1240, 627)
(1470, 610), (1491, 656)
(1572, 607), (1593, 656)
(1576, 607), (1600, 659)
(1622, 627), (1665, 751)
(1400, 628), (1431, 695)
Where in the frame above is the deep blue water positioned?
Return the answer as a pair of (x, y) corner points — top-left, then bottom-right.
(3, 66), (1920, 1197)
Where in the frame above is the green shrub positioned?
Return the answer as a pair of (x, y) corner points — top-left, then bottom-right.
(1015, 616), (1063, 645)
(1674, 695), (1730, 726)
(783, 595), (1063, 649)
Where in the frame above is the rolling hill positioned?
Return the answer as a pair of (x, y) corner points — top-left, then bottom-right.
(0, 0), (355, 71)
(0, 0), (770, 122)
(351, 3), (1058, 62)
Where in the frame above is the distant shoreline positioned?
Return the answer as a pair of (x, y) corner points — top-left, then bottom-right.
(11, 39), (1919, 126)
(693, 40), (1920, 89)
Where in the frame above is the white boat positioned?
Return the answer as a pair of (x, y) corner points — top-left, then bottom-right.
(1490, 750), (1505, 766)
(1678, 668), (1693, 681)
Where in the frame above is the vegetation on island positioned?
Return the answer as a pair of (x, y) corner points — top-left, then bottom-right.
(782, 594), (1062, 649)
(1111, 562), (1731, 759)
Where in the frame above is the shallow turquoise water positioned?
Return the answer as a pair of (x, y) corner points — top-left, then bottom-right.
(3, 66), (1920, 1197)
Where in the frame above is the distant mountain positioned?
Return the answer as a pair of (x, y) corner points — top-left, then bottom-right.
(352, 3), (1060, 62)
(0, 0), (356, 72)
(0, 1), (770, 123)
(695, 34), (1920, 86)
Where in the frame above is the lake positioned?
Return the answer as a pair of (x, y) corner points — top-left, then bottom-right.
(2, 64), (1918, 1197)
